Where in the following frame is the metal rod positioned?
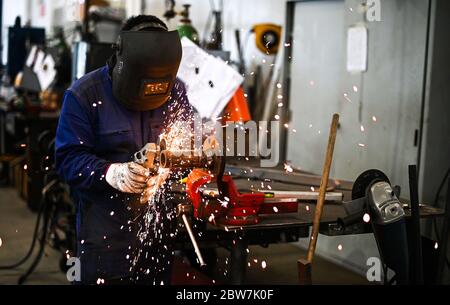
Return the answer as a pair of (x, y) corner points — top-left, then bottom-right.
(408, 165), (424, 284)
(181, 214), (206, 267)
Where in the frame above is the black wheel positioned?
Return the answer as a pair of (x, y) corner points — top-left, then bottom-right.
(352, 169), (390, 200)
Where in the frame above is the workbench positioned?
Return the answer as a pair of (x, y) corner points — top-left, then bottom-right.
(174, 162), (445, 284)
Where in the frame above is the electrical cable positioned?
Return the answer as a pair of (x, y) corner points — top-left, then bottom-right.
(0, 198), (45, 270)
(431, 167), (450, 269)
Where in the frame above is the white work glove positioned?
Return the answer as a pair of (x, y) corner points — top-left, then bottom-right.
(106, 162), (150, 194)
(140, 170), (171, 204)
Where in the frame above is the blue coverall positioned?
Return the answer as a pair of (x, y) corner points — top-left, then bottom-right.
(55, 65), (192, 284)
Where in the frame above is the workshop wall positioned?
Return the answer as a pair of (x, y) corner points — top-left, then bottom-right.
(287, 0), (428, 199)
(138, 0), (287, 83)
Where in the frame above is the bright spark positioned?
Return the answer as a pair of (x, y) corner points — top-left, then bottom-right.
(343, 93), (352, 103)
(338, 244), (343, 251)
(363, 213), (371, 223)
(261, 261), (267, 269)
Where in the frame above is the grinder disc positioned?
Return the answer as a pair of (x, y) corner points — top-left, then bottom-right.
(352, 169), (390, 200)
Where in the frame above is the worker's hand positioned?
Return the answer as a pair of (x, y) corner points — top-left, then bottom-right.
(140, 170), (171, 204)
(105, 162), (150, 194)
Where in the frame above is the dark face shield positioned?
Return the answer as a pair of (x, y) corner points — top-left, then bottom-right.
(112, 30), (182, 111)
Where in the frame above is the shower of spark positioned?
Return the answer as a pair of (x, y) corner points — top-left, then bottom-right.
(130, 84), (197, 281)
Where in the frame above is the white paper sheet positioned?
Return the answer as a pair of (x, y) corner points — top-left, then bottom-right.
(178, 38), (244, 119)
(33, 52), (57, 91)
(347, 25), (368, 73)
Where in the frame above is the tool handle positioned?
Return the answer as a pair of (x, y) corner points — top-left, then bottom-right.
(182, 214), (206, 267)
(306, 114), (340, 263)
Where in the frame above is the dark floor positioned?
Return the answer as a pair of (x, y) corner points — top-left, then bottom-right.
(0, 187), (368, 285)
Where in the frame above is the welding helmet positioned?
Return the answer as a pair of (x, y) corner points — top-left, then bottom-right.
(112, 24), (182, 111)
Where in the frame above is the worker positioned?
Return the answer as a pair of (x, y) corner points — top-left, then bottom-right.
(55, 15), (193, 285)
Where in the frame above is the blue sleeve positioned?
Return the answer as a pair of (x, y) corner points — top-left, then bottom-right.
(55, 91), (112, 192)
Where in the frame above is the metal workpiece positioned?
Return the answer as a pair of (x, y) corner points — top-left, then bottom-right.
(160, 150), (206, 169)
(177, 204), (206, 267)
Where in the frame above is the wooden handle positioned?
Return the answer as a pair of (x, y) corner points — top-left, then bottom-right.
(306, 114), (340, 263)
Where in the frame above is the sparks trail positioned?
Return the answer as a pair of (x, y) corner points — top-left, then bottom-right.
(130, 95), (200, 281)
